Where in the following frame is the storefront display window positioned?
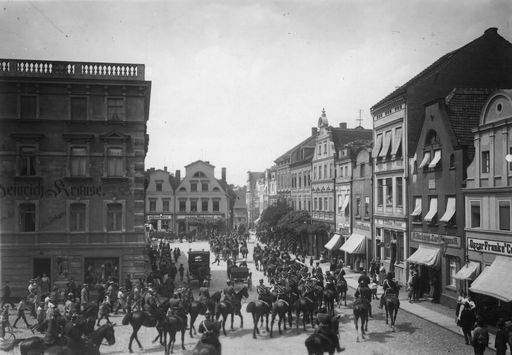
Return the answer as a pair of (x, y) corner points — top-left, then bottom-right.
(447, 257), (458, 287)
(84, 257), (119, 285)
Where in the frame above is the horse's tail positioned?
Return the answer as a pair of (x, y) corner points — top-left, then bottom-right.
(246, 301), (256, 314)
(0, 338), (24, 352)
(122, 311), (131, 325)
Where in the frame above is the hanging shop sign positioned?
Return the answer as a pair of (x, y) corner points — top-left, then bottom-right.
(467, 237), (512, 257)
(411, 232), (461, 248)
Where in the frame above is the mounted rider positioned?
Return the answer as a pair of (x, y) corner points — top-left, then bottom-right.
(222, 280), (235, 305)
(380, 272), (399, 309)
(354, 280), (373, 317)
(144, 287), (159, 318)
(63, 312), (85, 350)
(198, 280), (210, 304)
(315, 307), (344, 352)
(198, 312), (221, 353)
(257, 279), (273, 305)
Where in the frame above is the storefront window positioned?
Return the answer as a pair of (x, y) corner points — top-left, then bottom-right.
(447, 257), (458, 287)
(499, 201), (511, 231)
(84, 257), (119, 285)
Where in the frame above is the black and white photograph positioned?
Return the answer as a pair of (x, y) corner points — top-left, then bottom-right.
(1, 1), (512, 354)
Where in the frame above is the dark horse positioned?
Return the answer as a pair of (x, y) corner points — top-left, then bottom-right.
(162, 312), (187, 355)
(215, 286), (249, 336)
(323, 283), (337, 316)
(192, 320), (222, 355)
(295, 294), (316, 331)
(7, 323), (116, 355)
(122, 301), (168, 353)
(246, 298), (273, 339)
(353, 298), (369, 342)
(188, 291), (221, 337)
(270, 297), (292, 337)
(336, 279), (348, 307)
(304, 314), (341, 355)
(240, 245), (249, 259)
(384, 293), (400, 331)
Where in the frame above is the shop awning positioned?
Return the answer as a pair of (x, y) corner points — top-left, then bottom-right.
(411, 197), (422, 216)
(324, 234), (343, 250)
(379, 131), (391, 157)
(454, 261), (480, 280)
(424, 198), (438, 222)
(391, 129), (402, 155)
(418, 152), (431, 168)
(440, 197), (456, 222)
(428, 150), (442, 168)
(339, 233), (366, 254)
(341, 195), (350, 212)
(407, 245), (440, 267)
(372, 134), (383, 157)
(470, 256), (512, 302)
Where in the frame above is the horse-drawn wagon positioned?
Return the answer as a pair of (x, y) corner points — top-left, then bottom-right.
(188, 250), (211, 287)
(229, 266), (249, 285)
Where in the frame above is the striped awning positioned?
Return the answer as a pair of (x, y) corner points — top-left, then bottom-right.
(324, 234), (343, 250)
(470, 256), (512, 302)
(407, 245), (440, 267)
(339, 234), (366, 254)
(454, 261), (480, 280)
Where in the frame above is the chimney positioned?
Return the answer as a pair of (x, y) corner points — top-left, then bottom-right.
(164, 166), (167, 172)
(175, 170), (181, 182)
(222, 167), (226, 181)
(484, 27), (498, 35)
(311, 127), (318, 135)
(339, 122), (347, 129)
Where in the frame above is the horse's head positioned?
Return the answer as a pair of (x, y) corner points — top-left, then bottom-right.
(94, 323), (116, 346)
(236, 286), (249, 299)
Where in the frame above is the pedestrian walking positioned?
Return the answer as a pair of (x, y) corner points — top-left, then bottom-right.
(178, 264), (185, 282)
(0, 304), (12, 338)
(1, 281), (15, 308)
(80, 284), (89, 311)
(494, 319), (508, 355)
(458, 301), (476, 345)
(472, 316), (489, 355)
(379, 263), (386, 286)
(12, 298), (31, 329)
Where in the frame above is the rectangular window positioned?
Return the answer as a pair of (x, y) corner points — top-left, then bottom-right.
(190, 183), (198, 192)
(447, 258), (458, 287)
(202, 183), (208, 192)
(324, 197), (329, 212)
(396, 177), (403, 208)
(70, 97), (87, 120)
(324, 143), (327, 155)
(318, 166), (322, 180)
(318, 145), (321, 156)
(330, 163), (333, 179)
(202, 199), (209, 212)
(314, 198), (318, 210)
(19, 203), (36, 232)
(20, 95), (37, 119)
(190, 200), (198, 212)
(481, 151), (490, 173)
(377, 179), (383, 207)
(385, 178), (393, 208)
(106, 203), (122, 231)
(356, 197), (361, 217)
(319, 198), (323, 211)
(471, 201), (481, 228)
(383, 230), (391, 259)
(360, 163), (365, 177)
(156, 181), (163, 192)
(149, 199), (156, 212)
(499, 201), (511, 231)
(308, 200), (311, 211)
(107, 148), (123, 176)
(330, 197), (333, 212)
(509, 147), (512, 171)
(70, 147), (87, 176)
(107, 98), (124, 121)
(364, 196), (370, 217)
(324, 165), (327, 179)
(70, 203), (86, 231)
(19, 146), (36, 176)
(162, 199), (170, 212)
(213, 199), (220, 212)
(179, 200), (186, 212)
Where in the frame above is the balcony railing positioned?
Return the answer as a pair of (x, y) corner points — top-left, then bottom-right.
(0, 59), (145, 81)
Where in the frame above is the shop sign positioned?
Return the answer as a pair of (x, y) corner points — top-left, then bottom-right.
(0, 179), (128, 199)
(468, 237), (512, 256)
(354, 222), (371, 231)
(147, 214), (173, 220)
(412, 232), (461, 247)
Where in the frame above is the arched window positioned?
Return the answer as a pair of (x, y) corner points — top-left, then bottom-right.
(178, 187), (186, 192)
(193, 171), (207, 178)
(212, 187), (220, 192)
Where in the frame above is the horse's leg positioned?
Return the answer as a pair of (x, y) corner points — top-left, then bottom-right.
(354, 315), (360, 342)
(385, 305), (389, 324)
(270, 312), (275, 337)
(181, 327), (186, 350)
(222, 314), (227, 336)
(265, 313), (270, 332)
(189, 313), (197, 337)
(128, 327), (136, 353)
(282, 312), (287, 331)
(134, 325), (143, 349)
(252, 313), (257, 338)
(230, 311), (234, 330)
(239, 309), (244, 328)
(279, 313), (283, 335)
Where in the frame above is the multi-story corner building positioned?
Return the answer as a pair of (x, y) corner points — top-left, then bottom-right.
(174, 161), (231, 235)
(0, 58), (151, 295)
(311, 109), (372, 257)
(408, 89), (490, 307)
(335, 141), (372, 270)
(145, 167), (175, 232)
(290, 131), (315, 212)
(275, 155), (292, 204)
(464, 90), (512, 324)
(371, 27), (512, 286)
(233, 187), (248, 228)
(246, 171), (265, 225)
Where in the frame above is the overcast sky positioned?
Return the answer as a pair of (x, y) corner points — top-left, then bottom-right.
(2, 0), (511, 185)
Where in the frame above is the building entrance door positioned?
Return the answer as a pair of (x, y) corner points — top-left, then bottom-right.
(33, 258), (51, 278)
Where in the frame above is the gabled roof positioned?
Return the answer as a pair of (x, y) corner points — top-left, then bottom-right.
(274, 134), (316, 164)
(371, 28), (511, 111)
(185, 160), (215, 168)
(331, 126), (373, 151)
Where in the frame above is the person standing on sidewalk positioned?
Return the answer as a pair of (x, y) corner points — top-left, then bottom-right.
(472, 316), (489, 355)
(458, 301), (476, 345)
(494, 318), (508, 355)
(178, 264), (185, 283)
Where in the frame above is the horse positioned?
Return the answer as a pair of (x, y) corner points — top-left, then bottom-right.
(246, 299), (273, 339)
(162, 312), (187, 355)
(192, 320), (222, 355)
(353, 298), (369, 342)
(188, 291), (221, 337)
(323, 284), (337, 316)
(122, 301), (168, 353)
(384, 293), (400, 331)
(270, 297), (291, 337)
(253, 251), (261, 271)
(215, 286), (249, 336)
(295, 294), (316, 331)
(304, 314), (341, 355)
(336, 279), (348, 307)
(240, 245), (249, 259)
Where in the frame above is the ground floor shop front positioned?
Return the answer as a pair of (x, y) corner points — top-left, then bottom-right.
(374, 217), (407, 286)
(1, 236), (147, 297)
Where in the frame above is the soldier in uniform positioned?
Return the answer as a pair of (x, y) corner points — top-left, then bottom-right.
(198, 281), (210, 304)
(380, 272), (399, 310)
(315, 307), (344, 352)
(355, 280), (373, 317)
(197, 312), (221, 354)
(63, 313), (84, 350)
(256, 279), (273, 305)
(222, 280), (235, 305)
